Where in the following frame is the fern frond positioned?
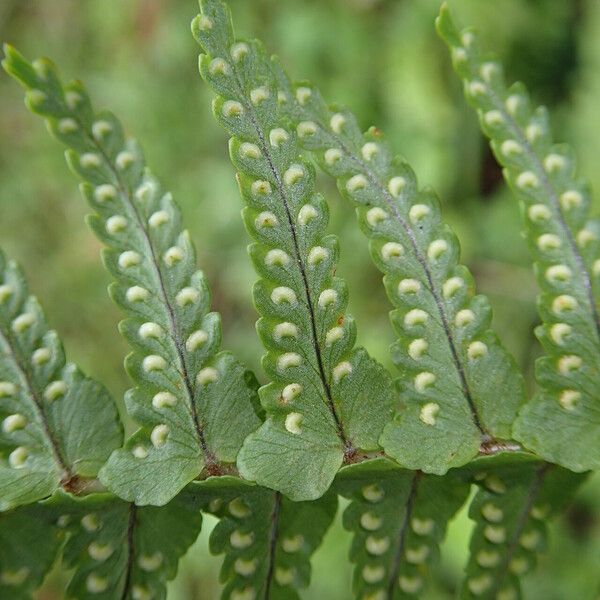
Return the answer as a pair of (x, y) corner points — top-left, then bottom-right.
(437, 5), (600, 472)
(192, 0), (396, 500)
(47, 488), (203, 599)
(336, 459), (469, 599)
(2, 45), (261, 505)
(0, 248), (122, 510)
(0, 504), (62, 599)
(271, 61), (524, 474)
(196, 477), (337, 599)
(460, 463), (585, 599)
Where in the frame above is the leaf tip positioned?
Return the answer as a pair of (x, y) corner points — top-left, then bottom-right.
(1, 42), (20, 77)
(435, 1), (459, 43)
(2, 41), (18, 62)
(190, 14), (203, 40)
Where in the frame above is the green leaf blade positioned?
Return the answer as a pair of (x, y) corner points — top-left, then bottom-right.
(437, 5), (600, 472)
(459, 463), (586, 599)
(0, 504), (62, 599)
(274, 63), (525, 475)
(195, 477), (337, 599)
(0, 250), (122, 510)
(3, 46), (261, 505)
(193, 0), (396, 500)
(48, 489), (203, 599)
(336, 459), (470, 599)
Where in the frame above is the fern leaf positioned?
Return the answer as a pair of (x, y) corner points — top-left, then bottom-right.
(47, 488), (202, 599)
(2, 45), (261, 505)
(460, 462), (585, 599)
(336, 459), (469, 599)
(272, 61), (524, 474)
(192, 0), (396, 500)
(0, 248), (122, 510)
(195, 476), (337, 599)
(437, 5), (600, 472)
(0, 504), (62, 599)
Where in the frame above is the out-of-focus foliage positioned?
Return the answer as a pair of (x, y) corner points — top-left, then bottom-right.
(1, 0), (599, 597)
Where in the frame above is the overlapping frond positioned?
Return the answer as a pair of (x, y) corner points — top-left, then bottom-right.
(47, 488), (203, 600)
(272, 60), (524, 474)
(0, 3), (596, 599)
(196, 477), (337, 599)
(0, 504), (62, 599)
(336, 459), (469, 599)
(192, 0), (396, 500)
(437, 5), (600, 472)
(2, 46), (261, 505)
(460, 463), (585, 599)
(0, 248), (122, 510)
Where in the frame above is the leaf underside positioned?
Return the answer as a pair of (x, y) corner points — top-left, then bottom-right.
(0, 504), (62, 599)
(46, 488), (203, 600)
(0, 249), (122, 511)
(336, 458), (470, 599)
(194, 476), (337, 600)
(272, 44), (525, 475)
(460, 462), (586, 599)
(2, 45), (261, 506)
(437, 5), (600, 472)
(193, 0), (396, 500)
(0, 6), (596, 600)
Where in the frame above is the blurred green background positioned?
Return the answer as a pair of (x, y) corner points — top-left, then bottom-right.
(1, 0), (600, 598)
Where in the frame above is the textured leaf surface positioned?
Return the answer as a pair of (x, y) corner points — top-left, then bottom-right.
(274, 61), (524, 474)
(47, 489), (203, 599)
(195, 476), (337, 600)
(460, 463), (585, 599)
(0, 249), (122, 510)
(0, 504), (62, 599)
(193, 0), (396, 499)
(2, 45), (261, 505)
(437, 5), (600, 472)
(336, 459), (469, 599)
